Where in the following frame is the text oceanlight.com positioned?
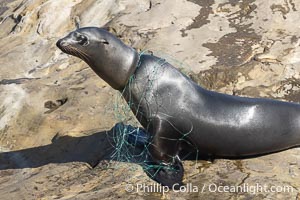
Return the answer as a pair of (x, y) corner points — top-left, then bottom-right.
(125, 183), (294, 194)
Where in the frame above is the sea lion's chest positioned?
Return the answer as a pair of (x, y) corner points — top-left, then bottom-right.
(123, 55), (200, 124)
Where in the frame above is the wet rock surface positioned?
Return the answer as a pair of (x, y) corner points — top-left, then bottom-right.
(0, 0), (300, 199)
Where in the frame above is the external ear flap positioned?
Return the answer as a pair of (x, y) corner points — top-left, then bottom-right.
(99, 39), (109, 45)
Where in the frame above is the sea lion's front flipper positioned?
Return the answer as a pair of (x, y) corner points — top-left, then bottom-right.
(144, 156), (184, 189)
(143, 117), (185, 188)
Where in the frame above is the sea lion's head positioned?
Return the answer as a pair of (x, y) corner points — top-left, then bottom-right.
(56, 27), (139, 90)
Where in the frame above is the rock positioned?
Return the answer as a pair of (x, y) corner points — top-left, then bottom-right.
(0, 0), (300, 199)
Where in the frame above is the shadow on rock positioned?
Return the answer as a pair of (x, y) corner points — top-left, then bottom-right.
(0, 124), (139, 170)
(0, 122), (200, 171)
(0, 121), (217, 172)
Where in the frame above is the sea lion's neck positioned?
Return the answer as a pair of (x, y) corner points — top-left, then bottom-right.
(117, 48), (140, 91)
(90, 47), (139, 91)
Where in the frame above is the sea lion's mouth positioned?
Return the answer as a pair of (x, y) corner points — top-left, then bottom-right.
(56, 39), (90, 62)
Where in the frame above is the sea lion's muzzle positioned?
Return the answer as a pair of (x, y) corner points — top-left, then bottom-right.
(56, 39), (68, 49)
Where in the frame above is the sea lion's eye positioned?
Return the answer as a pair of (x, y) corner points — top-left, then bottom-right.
(72, 32), (88, 46)
(78, 35), (89, 46)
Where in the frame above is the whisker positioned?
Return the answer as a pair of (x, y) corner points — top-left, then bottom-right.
(60, 45), (91, 62)
(69, 46), (90, 61)
(72, 47), (91, 59)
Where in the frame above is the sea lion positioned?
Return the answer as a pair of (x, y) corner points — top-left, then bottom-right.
(56, 27), (300, 188)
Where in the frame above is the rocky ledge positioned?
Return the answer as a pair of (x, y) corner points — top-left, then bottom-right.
(0, 0), (299, 199)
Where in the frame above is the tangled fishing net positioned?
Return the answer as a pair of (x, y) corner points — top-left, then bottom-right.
(106, 50), (199, 179)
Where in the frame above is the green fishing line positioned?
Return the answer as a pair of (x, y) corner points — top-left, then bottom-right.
(108, 50), (199, 178)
